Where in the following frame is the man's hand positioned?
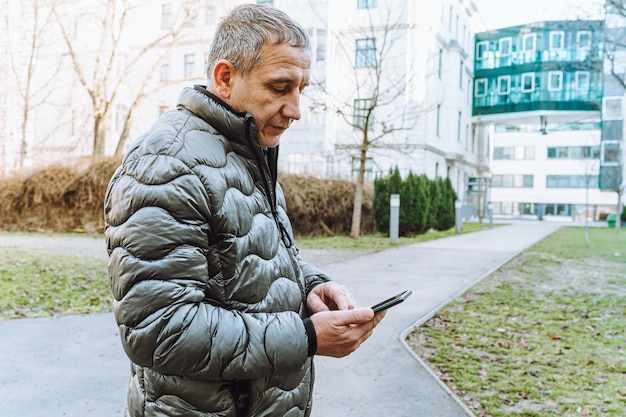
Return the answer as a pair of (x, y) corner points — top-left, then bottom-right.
(307, 282), (356, 313)
(310, 308), (385, 358)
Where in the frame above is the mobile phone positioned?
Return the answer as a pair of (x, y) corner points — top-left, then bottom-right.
(371, 290), (412, 313)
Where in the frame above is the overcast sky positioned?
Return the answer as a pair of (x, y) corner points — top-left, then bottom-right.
(472, 0), (606, 30)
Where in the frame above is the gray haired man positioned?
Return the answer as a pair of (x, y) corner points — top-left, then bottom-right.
(105, 4), (385, 417)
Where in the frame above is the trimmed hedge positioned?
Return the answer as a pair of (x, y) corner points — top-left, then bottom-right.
(374, 167), (457, 236)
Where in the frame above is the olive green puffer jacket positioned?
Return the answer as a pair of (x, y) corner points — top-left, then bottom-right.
(104, 85), (330, 417)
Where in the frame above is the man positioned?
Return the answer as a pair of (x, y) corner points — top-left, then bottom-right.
(104, 4), (384, 417)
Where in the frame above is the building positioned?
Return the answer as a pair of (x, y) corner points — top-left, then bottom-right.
(275, 0), (486, 207)
(473, 19), (621, 220)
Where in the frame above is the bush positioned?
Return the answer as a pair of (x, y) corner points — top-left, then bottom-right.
(0, 158), (373, 236)
(432, 177), (457, 231)
(373, 168), (457, 236)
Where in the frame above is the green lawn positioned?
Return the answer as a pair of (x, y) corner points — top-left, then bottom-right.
(0, 222), (494, 319)
(407, 227), (626, 417)
(0, 248), (110, 319)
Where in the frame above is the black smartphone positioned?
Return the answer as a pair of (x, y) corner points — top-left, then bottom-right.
(371, 290), (412, 313)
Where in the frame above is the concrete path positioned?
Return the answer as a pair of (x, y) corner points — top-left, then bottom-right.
(0, 222), (562, 417)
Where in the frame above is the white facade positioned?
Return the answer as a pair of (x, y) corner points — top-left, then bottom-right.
(488, 123), (616, 220)
(1, 0), (486, 203)
(272, 0), (486, 204)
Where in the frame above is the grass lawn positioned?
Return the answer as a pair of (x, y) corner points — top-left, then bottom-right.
(406, 227), (626, 417)
(0, 249), (110, 319)
(0, 222), (494, 319)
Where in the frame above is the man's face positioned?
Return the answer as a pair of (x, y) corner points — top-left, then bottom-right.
(226, 43), (311, 148)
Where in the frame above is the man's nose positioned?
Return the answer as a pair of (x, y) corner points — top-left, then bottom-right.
(282, 90), (301, 121)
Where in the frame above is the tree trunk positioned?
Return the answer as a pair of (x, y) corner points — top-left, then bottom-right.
(115, 108), (135, 156)
(93, 114), (106, 156)
(350, 137), (368, 239)
(615, 191), (622, 234)
(19, 104), (28, 169)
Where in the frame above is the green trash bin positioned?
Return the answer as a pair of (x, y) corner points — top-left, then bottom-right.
(607, 212), (617, 228)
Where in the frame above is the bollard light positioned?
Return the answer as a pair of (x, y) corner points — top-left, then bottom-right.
(390, 194), (400, 244)
(455, 199), (462, 233)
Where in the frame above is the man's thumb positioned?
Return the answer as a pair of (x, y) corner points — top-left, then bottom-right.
(339, 307), (374, 324)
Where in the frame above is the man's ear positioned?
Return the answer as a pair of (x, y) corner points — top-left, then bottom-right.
(212, 59), (236, 100)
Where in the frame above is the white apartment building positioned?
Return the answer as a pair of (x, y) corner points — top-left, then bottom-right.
(1, 0), (486, 206)
(275, 0), (486, 206)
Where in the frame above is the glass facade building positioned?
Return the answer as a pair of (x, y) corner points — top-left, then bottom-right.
(471, 19), (620, 220)
(473, 20), (604, 116)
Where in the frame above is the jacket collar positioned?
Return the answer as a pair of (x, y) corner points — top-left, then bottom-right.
(177, 85), (280, 205)
(176, 85), (259, 149)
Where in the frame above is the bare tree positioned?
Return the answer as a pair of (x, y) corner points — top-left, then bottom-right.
(7, 0), (64, 169)
(52, 0), (198, 156)
(316, 3), (435, 239)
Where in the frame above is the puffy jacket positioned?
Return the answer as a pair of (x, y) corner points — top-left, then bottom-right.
(104, 85), (331, 417)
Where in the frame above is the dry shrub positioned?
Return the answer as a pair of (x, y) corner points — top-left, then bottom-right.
(62, 157), (123, 232)
(0, 159), (374, 236)
(0, 157), (121, 233)
(280, 174), (375, 236)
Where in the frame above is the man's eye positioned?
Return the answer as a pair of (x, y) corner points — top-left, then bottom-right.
(272, 86), (288, 93)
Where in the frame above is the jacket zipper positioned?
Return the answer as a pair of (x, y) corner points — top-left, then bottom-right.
(244, 119), (306, 306)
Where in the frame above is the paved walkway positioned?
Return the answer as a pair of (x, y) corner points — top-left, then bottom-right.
(0, 222), (563, 417)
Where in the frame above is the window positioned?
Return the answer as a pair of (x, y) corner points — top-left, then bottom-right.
(549, 31), (564, 49)
(545, 204), (570, 216)
(316, 29), (326, 61)
(577, 31), (591, 48)
(355, 38), (376, 67)
(602, 141), (621, 165)
(184, 54), (195, 78)
(475, 78), (487, 97)
(436, 105), (441, 136)
(457, 111), (462, 142)
(459, 59), (463, 88)
(522, 33), (536, 52)
(546, 175), (597, 188)
(548, 71), (562, 91)
(575, 71), (590, 91)
(547, 146), (600, 159)
(357, 0), (377, 8)
(521, 72), (535, 92)
(491, 175), (534, 188)
(493, 146), (535, 160)
(499, 37), (511, 56)
(161, 3), (172, 29)
(476, 41), (488, 60)
(205, 6), (216, 24)
(115, 104), (127, 132)
(603, 97), (623, 119)
(160, 62), (170, 82)
(497, 75), (510, 95)
(353, 98), (373, 130)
